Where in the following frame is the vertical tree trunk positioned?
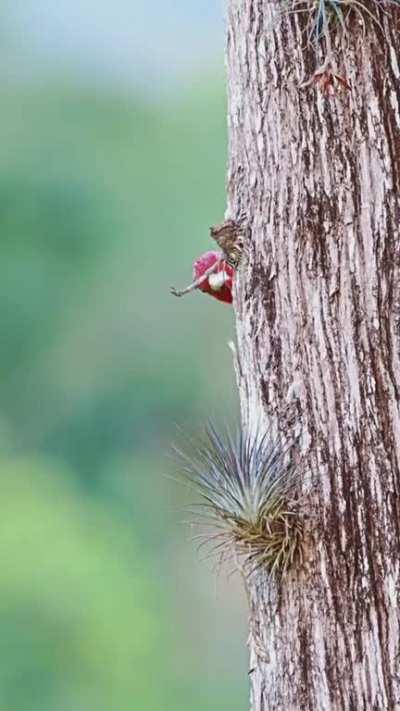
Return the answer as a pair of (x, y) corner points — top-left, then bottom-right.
(226, 2), (400, 708)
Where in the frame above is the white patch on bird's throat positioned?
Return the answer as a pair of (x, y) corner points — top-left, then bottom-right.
(209, 271), (228, 291)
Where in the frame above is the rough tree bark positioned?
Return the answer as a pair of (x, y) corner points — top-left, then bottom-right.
(226, 1), (400, 709)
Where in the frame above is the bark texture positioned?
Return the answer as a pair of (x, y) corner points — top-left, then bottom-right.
(226, 1), (400, 709)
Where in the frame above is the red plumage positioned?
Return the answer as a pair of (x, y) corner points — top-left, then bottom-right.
(192, 251), (234, 304)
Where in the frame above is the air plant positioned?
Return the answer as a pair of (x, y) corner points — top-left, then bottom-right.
(175, 424), (304, 579)
(281, 0), (399, 94)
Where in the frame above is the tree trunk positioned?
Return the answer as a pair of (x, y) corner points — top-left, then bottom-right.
(226, 2), (400, 709)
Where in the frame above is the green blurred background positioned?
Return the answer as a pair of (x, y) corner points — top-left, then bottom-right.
(0, 2), (247, 709)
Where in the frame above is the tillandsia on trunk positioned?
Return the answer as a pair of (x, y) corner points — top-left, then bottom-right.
(175, 424), (304, 579)
(278, 0), (400, 92)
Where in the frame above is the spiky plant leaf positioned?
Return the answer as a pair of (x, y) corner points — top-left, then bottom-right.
(175, 425), (304, 578)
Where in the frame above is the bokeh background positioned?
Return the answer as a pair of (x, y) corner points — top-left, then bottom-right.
(0, 2), (248, 709)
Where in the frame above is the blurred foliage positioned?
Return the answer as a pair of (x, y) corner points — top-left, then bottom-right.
(0, 84), (237, 468)
(0, 458), (159, 711)
(0, 80), (246, 709)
